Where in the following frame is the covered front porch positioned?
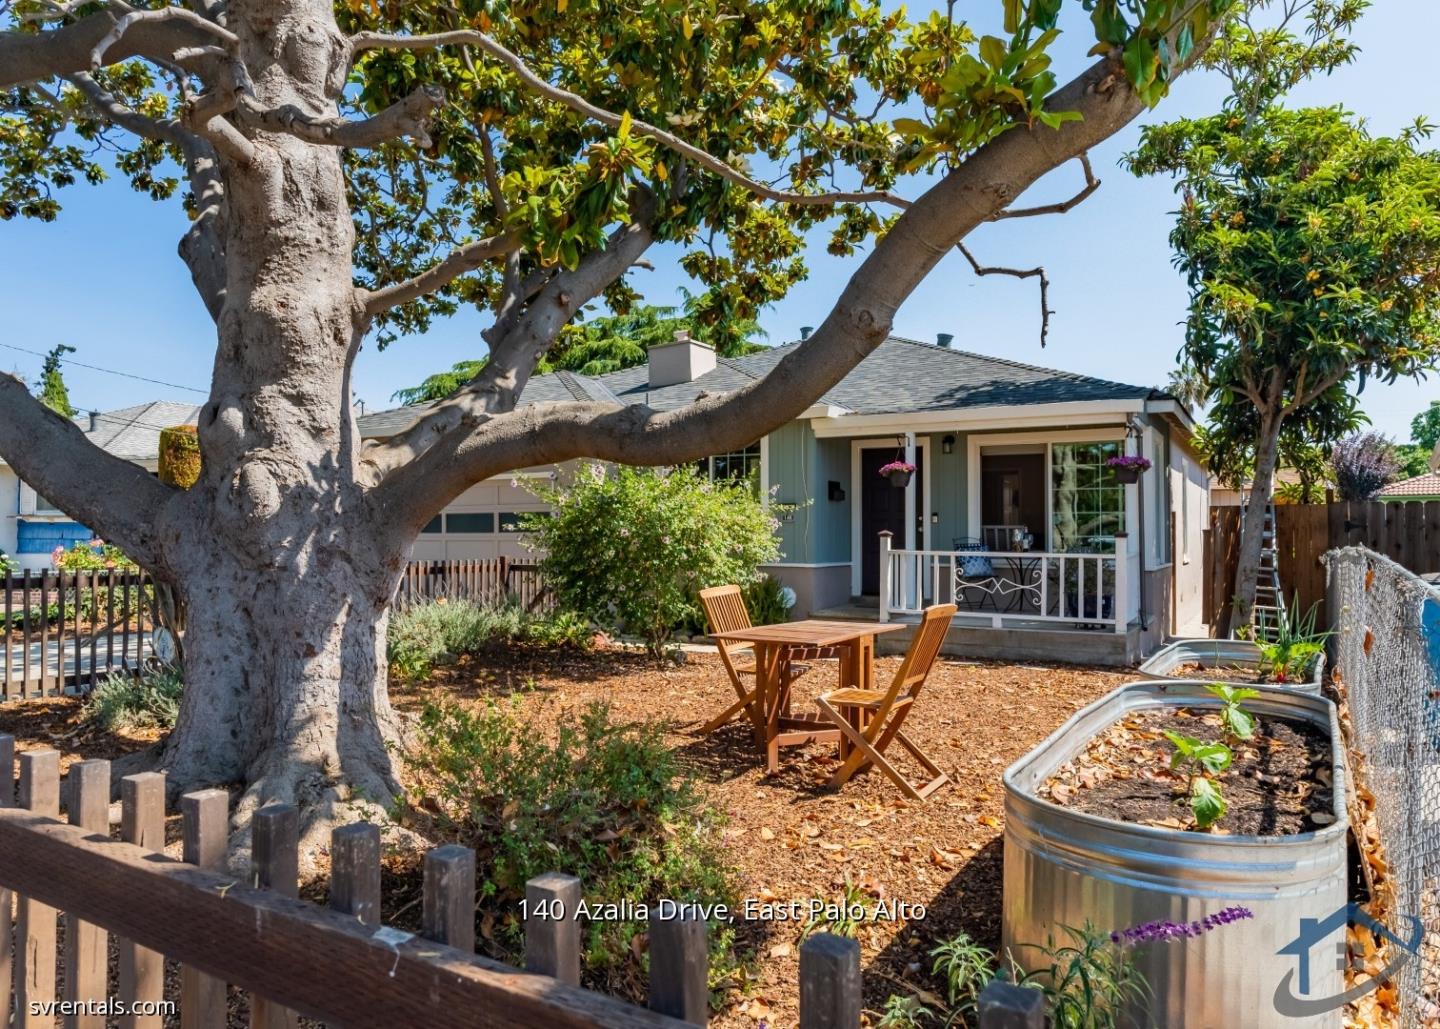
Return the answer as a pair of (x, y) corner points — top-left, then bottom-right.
(764, 411), (1187, 667)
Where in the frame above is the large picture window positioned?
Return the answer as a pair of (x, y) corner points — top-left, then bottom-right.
(1050, 441), (1124, 551)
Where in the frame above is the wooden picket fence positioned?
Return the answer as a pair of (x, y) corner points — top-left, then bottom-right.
(1, 570), (155, 700)
(1204, 499), (1440, 632)
(395, 558), (553, 613)
(0, 734), (1038, 1028)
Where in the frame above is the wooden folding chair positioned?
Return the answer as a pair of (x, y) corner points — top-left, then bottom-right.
(698, 585), (766, 738)
(815, 603), (956, 800)
(698, 585), (834, 737)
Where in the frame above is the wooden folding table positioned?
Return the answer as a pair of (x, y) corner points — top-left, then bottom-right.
(708, 620), (907, 772)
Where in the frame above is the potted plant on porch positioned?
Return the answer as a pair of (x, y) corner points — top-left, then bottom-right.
(878, 459), (916, 488)
(1106, 454), (1152, 484)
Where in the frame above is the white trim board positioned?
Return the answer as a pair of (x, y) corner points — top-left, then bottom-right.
(810, 399), (1141, 438)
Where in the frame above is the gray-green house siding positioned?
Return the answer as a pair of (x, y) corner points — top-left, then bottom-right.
(767, 421), (850, 564)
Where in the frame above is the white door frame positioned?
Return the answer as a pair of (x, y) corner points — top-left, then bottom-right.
(849, 437), (932, 596)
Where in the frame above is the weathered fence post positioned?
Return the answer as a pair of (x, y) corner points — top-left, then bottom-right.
(976, 979), (1046, 1028)
(0, 735), (13, 1019)
(524, 872), (581, 985)
(648, 905), (708, 1025)
(16, 748), (57, 1029)
(422, 844), (477, 953)
(64, 760), (110, 1029)
(330, 823), (382, 927)
(118, 772), (166, 1029)
(799, 933), (861, 1028)
(251, 803), (300, 1029)
(181, 789), (230, 1029)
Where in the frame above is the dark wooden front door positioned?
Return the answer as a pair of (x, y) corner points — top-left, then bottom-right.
(861, 447), (924, 595)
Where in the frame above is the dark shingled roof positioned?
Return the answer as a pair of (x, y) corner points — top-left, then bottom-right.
(357, 336), (1159, 438)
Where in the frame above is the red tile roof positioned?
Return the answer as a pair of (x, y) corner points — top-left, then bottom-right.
(1380, 472), (1440, 497)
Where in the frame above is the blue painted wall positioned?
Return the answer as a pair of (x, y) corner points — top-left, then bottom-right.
(16, 520), (92, 554)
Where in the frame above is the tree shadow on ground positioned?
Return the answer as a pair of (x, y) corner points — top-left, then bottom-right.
(863, 835), (1007, 1013)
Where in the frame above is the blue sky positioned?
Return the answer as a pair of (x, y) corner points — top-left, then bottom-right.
(2, 2), (1436, 440)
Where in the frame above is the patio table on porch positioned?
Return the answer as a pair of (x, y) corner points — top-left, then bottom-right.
(709, 619), (908, 773)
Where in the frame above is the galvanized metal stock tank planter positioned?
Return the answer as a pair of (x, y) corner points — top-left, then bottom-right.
(1003, 682), (1348, 1028)
(1137, 637), (1327, 695)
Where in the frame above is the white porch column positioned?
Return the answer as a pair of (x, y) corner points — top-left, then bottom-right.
(903, 432), (917, 552)
(903, 432), (917, 609)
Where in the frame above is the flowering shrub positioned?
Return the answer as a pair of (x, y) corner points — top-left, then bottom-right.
(525, 464), (782, 655)
(1330, 431), (1402, 501)
(0, 549), (15, 576)
(51, 539), (136, 571)
(1105, 455), (1152, 472)
(877, 459), (916, 477)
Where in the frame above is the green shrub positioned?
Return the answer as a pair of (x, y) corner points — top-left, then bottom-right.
(742, 574), (793, 625)
(525, 464), (783, 655)
(85, 665), (183, 731)
(406, 698), (738, 997)
(387, 600), (591, 680)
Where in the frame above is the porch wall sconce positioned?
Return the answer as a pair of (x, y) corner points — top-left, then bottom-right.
(942, 435), (956, 455)
(827, 480), (846, 502)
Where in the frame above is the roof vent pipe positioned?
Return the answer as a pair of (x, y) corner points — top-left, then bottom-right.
(88, 410), (100, 431)
(937, 333), (955, 348)
(800, 326), (814, 340)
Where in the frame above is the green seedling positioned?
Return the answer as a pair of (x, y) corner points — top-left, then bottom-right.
(1205, 683), (1259, 742)
(1162, 730), (1231, 829)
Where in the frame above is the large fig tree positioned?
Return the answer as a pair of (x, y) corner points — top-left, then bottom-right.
(0, 0), (1227, 856)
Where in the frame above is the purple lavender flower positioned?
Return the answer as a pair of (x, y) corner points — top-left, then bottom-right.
(1109, 905), (1253, 946)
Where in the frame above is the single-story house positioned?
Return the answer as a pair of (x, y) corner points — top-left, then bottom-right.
(1, 401), (201, 572)
(359, 334), (1210, 664)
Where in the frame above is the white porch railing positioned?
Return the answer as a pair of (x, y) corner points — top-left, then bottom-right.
(878, 533), (1131, 633)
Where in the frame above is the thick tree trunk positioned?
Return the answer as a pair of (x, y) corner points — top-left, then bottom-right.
(1228, 413), (1284, 637)
(145, 0), (405, 863)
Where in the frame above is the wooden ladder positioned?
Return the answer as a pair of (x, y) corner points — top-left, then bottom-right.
(1248, 502), (1288, 641)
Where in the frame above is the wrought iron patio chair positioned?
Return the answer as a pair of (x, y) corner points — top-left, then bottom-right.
(814, 603), (956, 800)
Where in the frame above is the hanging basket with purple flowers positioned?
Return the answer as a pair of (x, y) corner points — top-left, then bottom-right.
(878, 459), (916, 488)
(1106, 454), (1152, 484)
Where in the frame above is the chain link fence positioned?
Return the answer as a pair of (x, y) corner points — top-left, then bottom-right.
(1325, 547), (1440, 1026)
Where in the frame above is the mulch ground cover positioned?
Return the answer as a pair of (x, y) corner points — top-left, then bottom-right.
(0, 646), (1129, 1027)
(393, 646), (1129, 1025)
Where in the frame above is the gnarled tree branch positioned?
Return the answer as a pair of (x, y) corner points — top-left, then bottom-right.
(63, 73), (228, 319)
(90, 6), (237, 68)
(360, 209), (656, 484)
(0, 10), (225, 88)
(237, 84), (444, 150)
(0, 375), (175, 571)
(993, 153), (1099, 219)
(348, 28), (911, 209)
(957, 243), (1053, 347)
(359, 230), (519, 319)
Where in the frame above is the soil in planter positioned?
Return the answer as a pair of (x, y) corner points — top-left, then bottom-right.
(1169, 661), (1314, 685)
(1040, 707), (1334, 836)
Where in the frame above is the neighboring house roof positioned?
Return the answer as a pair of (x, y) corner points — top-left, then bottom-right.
(358, 335), (1167, 439)
(82, 401), (204, 462)
(1380, 472), (1440, 498)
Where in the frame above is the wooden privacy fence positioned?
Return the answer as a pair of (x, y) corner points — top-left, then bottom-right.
(1, 570), (155, 700)
(1204, 500), (1440, 631)
(395, 558), (552, 613)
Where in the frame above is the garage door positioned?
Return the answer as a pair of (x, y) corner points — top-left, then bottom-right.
(408, 477), (550, 561)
